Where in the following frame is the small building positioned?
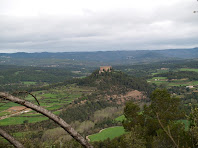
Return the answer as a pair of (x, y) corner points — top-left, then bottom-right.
(186, 86), (194, 89)
(99, 66), (112, 74)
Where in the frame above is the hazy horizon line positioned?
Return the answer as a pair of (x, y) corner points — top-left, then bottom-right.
(0, 47), (198, 54)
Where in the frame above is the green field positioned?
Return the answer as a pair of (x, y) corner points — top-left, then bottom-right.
(23, 81), (37, 85)
(88, 126), (126, 142)
(14, 71), (23, 75)
(0, 116), (48, 126)
(0, 111), (10, 116)
(180, 68), (198, 72)
(12, 131), (36, 138)
(167, 81), (198, 87)
(46, 104), (62, 111)
(115, 115), (126, 122)
(152, 77), (167, 80)
(0, 85), (94, 126)
(147, 76), (198, 87)
(179, 120), (190, 131)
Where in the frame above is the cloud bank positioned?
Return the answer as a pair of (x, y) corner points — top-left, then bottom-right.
(0, 0), (198, 53)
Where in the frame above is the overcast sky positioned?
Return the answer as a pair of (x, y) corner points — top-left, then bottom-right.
(0, 0), (197, 53)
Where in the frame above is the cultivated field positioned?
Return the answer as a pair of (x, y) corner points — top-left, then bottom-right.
(148, 68), (198, 88)
(0, 84), (94, 126)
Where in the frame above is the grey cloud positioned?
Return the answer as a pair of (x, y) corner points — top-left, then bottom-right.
(0, 0), (198, 53)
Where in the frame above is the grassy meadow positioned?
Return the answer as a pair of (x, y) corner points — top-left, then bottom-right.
(115, 115), (126, 122)
(88, 126), (126, 142)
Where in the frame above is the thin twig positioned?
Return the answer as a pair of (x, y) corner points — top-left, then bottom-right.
(13, 91), (40, 106)
(156, 113), (179, 148)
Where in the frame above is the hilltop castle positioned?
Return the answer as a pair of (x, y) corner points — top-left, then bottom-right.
(99, 66), (112, 74)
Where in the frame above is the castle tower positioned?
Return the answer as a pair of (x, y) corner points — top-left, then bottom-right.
(99, 66), (112, 74)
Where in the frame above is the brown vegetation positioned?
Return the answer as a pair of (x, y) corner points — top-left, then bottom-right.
(7, 106), (28, 112)
(106, 90), (146, 104)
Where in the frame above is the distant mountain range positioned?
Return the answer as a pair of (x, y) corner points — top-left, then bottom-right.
(1, 47), (198, 66)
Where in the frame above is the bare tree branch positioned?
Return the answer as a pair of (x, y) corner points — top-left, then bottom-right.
(0, 128), (24, 148)
(13, 91), (40, 106)
(156, 113), (179, 148)
(0, 92), (93, 148)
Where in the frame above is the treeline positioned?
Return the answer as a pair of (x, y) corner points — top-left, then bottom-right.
(183, 92), (198, 104)
(114, 59), (198, 78)
(114, 60), (184, 77)
(0, 65), (86, 92)
(156, 71), (198, 80)
(0, 65), (81, 84)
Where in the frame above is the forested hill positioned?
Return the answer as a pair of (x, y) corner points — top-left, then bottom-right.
(59, 69), (152, 124)
(1, 47), (198, 66)
(77, 69), (152, 95)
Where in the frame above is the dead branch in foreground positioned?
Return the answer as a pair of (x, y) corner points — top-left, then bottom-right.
(0, 92), (93, 148)
(156, 113), (179, 148)
(0, 128), (24, 148)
